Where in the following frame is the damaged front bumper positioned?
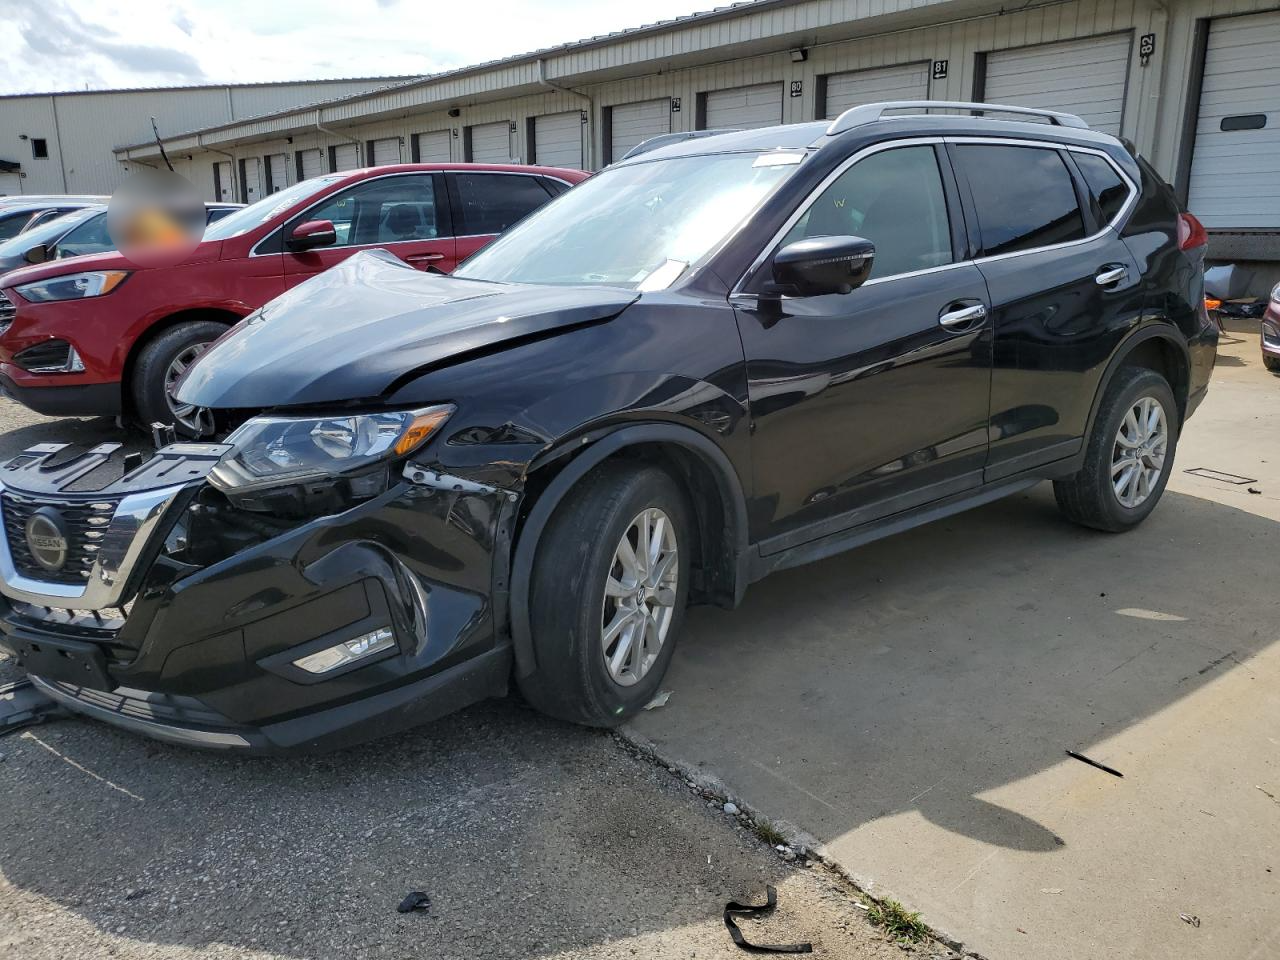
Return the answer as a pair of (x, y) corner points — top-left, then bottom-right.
(0, 441), (518, 752)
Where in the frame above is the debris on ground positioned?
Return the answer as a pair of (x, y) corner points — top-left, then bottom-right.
(396, 892), (431, 914)
(643, 690), (672, 710)
(723, 802), (740, 815)
(1180, 913), (1201, 928)
(723, 885), (813, 954)
(0, 678), (67, 737)
(1065, 750), (1124, 778)
(1248, 487), (1262, 495)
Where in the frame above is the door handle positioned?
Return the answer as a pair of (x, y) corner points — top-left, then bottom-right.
(1095, 265), (1128, 286)
(938, 302), (987, 330)
(406, 252), (446, 263)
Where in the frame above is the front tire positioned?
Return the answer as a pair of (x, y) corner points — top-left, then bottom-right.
(131, 321), (226, 438)
(1054, 367), (1178, 532)
(518, 462), (691, 727)
(1264, 352), (1280, 373)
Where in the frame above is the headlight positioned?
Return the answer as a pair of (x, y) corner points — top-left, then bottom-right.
(210, 406), (453, 496)
(14, 270), (130, 302)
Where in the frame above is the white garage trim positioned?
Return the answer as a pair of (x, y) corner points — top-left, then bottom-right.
(330, 143), (360, 172)
(608, 98), (670, 163)
(467, 122), (512, 162)
(265, 153), (289, 193)
(981, 32), (1132, 137)
(534, 111), (584, 169)
(702, 82), (783, 130)
(412, 130), (451, 163)
(369, 137), (401, 166)
(297, 148), (324, 181)
(1187, 11), (1280, 230)
(822, 62), (931, 119)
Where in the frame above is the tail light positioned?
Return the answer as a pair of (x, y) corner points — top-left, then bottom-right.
(1178, 212), (1208, 251)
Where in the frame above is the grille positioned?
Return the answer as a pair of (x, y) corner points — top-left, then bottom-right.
(2, 492), (121, 585)
(0, 291), (14, 335)
(13, 339), (72, 373)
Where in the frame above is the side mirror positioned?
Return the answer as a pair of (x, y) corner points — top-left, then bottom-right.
(286, 219), (337, 251)
(23, 243), (50, 265)
(770, 235), (875, 297)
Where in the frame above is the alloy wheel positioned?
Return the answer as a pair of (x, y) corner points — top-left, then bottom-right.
(600, 507), (679, 687)
(1112, 395), (1168, 509)
(164, 342), (210, 434)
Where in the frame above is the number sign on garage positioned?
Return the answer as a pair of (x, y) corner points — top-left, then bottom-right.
(467, 122), (512, 162)
(412, 130), (451, 163)
(981, 33), (1132, 136)
(822, 63), (930, 118)
(533, 112), (584, 169)
(701, 83), (783, 130)
(1187, 11), (1280, 229)
(607, 99), (671, 163)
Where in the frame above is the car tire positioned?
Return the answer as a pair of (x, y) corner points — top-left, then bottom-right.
(518, 462), (691, 727)
(1054, 366), (1179, 533)
(1264, 352), (1280, 373)
(131, 321), (227, 438)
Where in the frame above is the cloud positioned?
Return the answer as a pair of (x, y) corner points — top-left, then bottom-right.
(173, 9), (196, 36)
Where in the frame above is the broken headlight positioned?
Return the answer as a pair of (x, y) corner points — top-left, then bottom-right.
(209, 406), (452, 512)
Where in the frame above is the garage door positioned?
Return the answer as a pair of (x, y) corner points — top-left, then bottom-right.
(704, 83), (783, 129)
(823, 62), (930, 118)
(297, 148), (324, 181)
(468, 122), (512, 162)
(534, 112), (583, 169)
(369, 137), (401, 166)
(982, 33), (1132, 136)
(331, 143), (360, 172)
(1187, 11), (1280, 228)
(265, 153), (289, 193)
(239, 159), (262, 203)
(609, 99), (670, 162)
(412, 130), (450, 163)
(212, 160), (234, 202)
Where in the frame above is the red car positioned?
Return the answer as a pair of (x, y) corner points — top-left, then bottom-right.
(0, 163), (587, 432)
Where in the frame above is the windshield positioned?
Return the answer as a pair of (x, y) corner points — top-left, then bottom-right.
(203, 176), (344, 241)
(454, 152), (802, 288)
(0, 207), (100, 255)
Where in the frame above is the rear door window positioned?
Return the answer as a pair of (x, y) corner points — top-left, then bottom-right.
(453, 173), (553, 236)
(953, 144), (1086, 256)
(1072, 152), (1131, 226)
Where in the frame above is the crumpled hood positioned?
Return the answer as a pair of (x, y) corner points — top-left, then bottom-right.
(177, 249), (639, 409)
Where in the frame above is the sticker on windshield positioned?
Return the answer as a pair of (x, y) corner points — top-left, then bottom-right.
(753, 152), (806, 167)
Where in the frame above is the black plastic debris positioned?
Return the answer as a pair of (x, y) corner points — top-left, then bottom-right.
(724, 885), (813, 954)
(0, 678), (67, 737)
(396, 891), (431, 914)
(1066, 750), (1124, 778)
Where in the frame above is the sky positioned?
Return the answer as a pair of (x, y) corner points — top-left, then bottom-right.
(0, 0), (716, 95)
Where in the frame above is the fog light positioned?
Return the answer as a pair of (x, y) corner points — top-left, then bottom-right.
(293, 626), (395, 674)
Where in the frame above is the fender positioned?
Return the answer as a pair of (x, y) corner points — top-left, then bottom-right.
(1082, 322), (1191, 442)
(507, 422), (750, 679)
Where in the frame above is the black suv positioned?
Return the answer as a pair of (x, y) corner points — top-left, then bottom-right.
(0, 102), (1216, 751)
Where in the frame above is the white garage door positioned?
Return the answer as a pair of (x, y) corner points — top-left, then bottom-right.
(213, 160), (234, 202)
(297, 148), (324, 181)
(469, 122), (512, 162)
(265, 153), (289, 193)
(413, 130), (451, 163)
(824, 62), (931, 118)
(704, 83), (783, 129)
(983, 33), (1132, 136)
(1187, 11), (1280, 228)
(370, 137), (401, 166)
(535, 112), (583, 169)
(609, 99), (670, 162)
(240, 159), (262, 203)
(331, 143), (360, 172)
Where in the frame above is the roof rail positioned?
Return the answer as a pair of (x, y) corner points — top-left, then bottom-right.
(826, 100), (1089, 135)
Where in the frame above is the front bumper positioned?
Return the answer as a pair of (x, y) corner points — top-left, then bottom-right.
(0, 445), (517, 753)
(0, 371), (122, 417)
(1263, 307), (1280, 358)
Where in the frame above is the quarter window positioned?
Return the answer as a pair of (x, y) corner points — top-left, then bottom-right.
(302, 174), (440, 247)
(953, 145), (1085, 256)
(1073, 152), (1130, 226)
(453, 173), (552, 236)
(781, 145), (953, 280)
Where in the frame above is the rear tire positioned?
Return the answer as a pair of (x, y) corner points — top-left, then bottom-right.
(130, 321), (226, 438)
(518, 462), (691, 727)
(1054, 366), (1178, 533)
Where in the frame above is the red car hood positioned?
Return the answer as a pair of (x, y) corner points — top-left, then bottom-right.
(0, 239), (224, 291)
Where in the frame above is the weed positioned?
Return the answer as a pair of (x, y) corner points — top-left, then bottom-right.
(867, 899), (928, 944)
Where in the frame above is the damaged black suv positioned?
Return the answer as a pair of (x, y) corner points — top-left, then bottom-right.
(0, 102), (1216, 751)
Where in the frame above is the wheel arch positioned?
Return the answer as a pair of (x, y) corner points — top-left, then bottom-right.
(120, 307), (242, 419)
(1084, 324), (1191, 441)
(508, 423), (750, 679)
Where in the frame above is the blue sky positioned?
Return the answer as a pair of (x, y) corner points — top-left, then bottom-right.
(0, 0), (714, 94)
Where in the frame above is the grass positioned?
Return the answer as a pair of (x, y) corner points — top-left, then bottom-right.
(867, 899), (928, 944)
(752, 818), (788, 847)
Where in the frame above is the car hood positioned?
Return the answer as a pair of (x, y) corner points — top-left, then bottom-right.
(177, 249), (639, 409)
(0, 240), (222, 289)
